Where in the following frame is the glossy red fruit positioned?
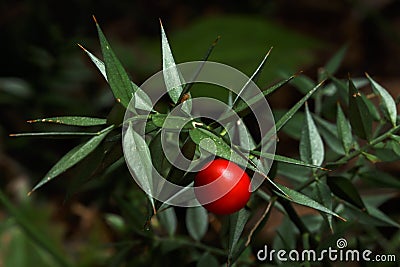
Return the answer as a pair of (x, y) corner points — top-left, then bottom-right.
(194, 158), (251, 215)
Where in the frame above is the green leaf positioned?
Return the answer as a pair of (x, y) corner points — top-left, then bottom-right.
(189, 127), (247, 167)
(160, 21), (184, 104)
(95, 18), (134, 108)
(300, 104), (325, 166)
(366, 73), (397, 126)
(151, 114), (193, 130)
(228, 209), (250, 261)
(232, 48), (272, 108)
(29, 125), (113, 194)
(79, 44), (153, 112)
(327, 176), (365, 209)
(313, 115), (345, 155)
(276, 184), (345, 220)
(251, 151), (327, 170)
(373, 140), (400, 162)
(10, 132), (102, 138)
(27, 116), (107, 126)
(186, 206), (208, 241)
(233, 74), (296, 118)
(276, 81), (324, 132)
(359, 169), (400, 189)
(197, 252), (219, 267)
(348, 79), (372, 140)
(157, 207), (177, 237)
(78, 44), (107, 80)
(314, 180), (333, 231)
(365, 203), (400, 228)
(336, 104), (353, 154)
(123, 122), (155, 211)
(289, 74), (316, 96)
(320, 45), (347, 80)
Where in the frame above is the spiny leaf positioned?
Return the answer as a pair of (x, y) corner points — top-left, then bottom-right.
(366, 73), (397, 127)
(228, 209), (251, 261)
(319, 45), (347, 81)
(251, 151), (328, 170)
(27, 116), (107, 126)
(178, 36), (220, 103)
(232, 48), (273, 108)
(233, 74), (296, 117)
(276, 184), (345, 221)
(79, 43), (153, 111)
(313, 115), (345, 155)
(348, 78), (372, 140)
(78, 44), (107, 80)
(276, 81), (324, 132)
(123, 122), (155, 212)
(300, 104), (324, 166)
(95, 17), (134, 108)
(336, 103), (353, 155)
(314, 180), (333, 232)
(160, 20), (184, 104)
(10, 132), (101, 138)
(29, 125), (114, 194)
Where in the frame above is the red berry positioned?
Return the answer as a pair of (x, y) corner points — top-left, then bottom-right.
(194, 159), (251, 215)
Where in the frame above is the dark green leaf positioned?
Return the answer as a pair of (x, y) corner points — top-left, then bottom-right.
(232, 48), (272, 108)
(327, 176), (365, 209)
(160, 21), (184, 104)
(300, 104), (324, 166)
(336, 104), (353, 154)
(151, 114), (192, 130)
(251, 151), (327, 170)
(186, 206), (208, 241)
(276, 81), (324, 132)
(10, 132), (101, 138)
(123, 122), (155, 211)
(276, 184), (345, 220)
(366, 73), (397, 126)
(78, 44), (107, 80)
(29, 125), (113, 194)
(373, 140), (400, 162)
(233, 74), (296, 118)
(197, 252), (219, 267)
(348, 79), (372, 140)
(320, 45), (347, 80)
(95, 19), (134, 108)
(359, 169), (400, 189)
(157, 207), (177, 237)
(313, 115), (345, 155)
(365, 203), (400, 228)
(289, 74), (316, 96)
(189, 127), (247, 167)
(314, 180), (333, 231)
(80, 44), (153, 112)
(228, 209), (250, 261)
(27, 116), (107, 126)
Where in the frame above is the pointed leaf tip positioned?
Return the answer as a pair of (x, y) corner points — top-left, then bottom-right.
(92, 15), (98, 24)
